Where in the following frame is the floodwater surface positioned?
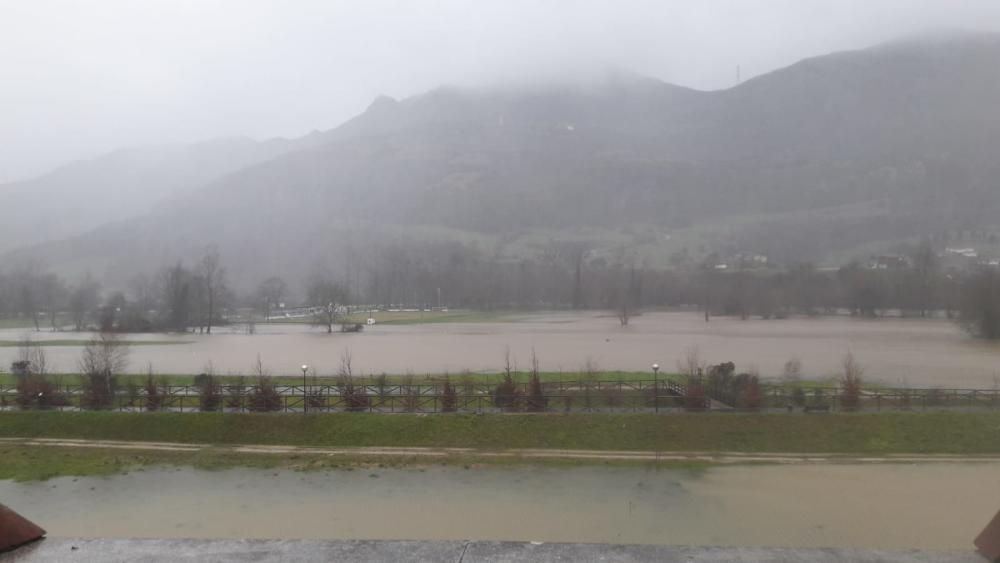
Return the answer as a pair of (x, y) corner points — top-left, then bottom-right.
(3, 463), (997, 549)
(3, 312), (1000, 387)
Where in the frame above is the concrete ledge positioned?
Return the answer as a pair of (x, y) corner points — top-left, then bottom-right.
(0, 538), (983, 562)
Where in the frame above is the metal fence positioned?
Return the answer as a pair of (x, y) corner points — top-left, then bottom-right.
(2, 378), (999, 414)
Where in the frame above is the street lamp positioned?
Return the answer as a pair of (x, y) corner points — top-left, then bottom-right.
(651, 363), (660, 414)
(301, 364), (309, 413)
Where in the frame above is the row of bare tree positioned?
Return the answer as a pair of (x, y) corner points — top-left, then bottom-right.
(4, 237), (1000, 338)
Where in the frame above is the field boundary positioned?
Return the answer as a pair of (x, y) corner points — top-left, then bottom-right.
(4, 377), (999, 413)
(5, 437), (1000, 465)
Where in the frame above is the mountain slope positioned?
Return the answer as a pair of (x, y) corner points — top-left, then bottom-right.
(6, 32), (1000, 288)
(0, 133), (330, 253)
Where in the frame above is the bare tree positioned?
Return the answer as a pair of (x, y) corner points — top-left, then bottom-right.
(677, 345), (706, 381)
(246, 354), (282, 412)
(13, 335), (65, 409)
(909, 240), (940, 317)
(337, 349), (369, 411)
(700, 254), (719, 322)
(198, 246), (227, 334)
(78, 333), (130, 408)
(68, 275), (101, 331)
(611, 262), (640, 326)
(38, 273), (66, 332)
(840, 352), (864, 410)
(339, 348), (354, 378)
(161, 262), (194, 332)
(526, 348), (547, 412)
(15, 334), (47, 376)
(256, 276), (288, 321)
(308, 276), (349, 333)
(12, 266), (41, 332)
(959, 267), (1000, 339)
(493, 346), (521, 411)
(781, 358), (803, 384)
(617, 291), (631, 326)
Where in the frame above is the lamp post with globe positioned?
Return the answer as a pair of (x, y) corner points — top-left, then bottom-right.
(651, 363), (660, 413)
(301, 364), (309, 413)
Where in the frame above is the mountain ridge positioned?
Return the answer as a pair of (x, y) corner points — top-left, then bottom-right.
(5, 31), (1000, 290)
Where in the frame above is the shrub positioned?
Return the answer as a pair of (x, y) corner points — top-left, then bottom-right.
(339, 376), (370, 412)
(224, 377), (246, 410)
(197, 374), (223, 412)
(811, 388), (829, 409)
(898, 388), (912, 410)
(791, 386), (807, 407)
(305, 387), (326, 410)
(374, 373), (390, 406)
(247, 376), (283, 412)
(193, 372), (213, 388)
(736, 373), (763, 410)
(925, 387), (945, 407)
(580, 381), (595, 410)
(15, 374), (67, 409)
(562, 393), (574, 412)
(839, 353), (864, 411)
(602, 384), (623, 410)
(684, 379), (707, 411)
(144, 373), (164, 412)
(493, 377), (522, 411)
(493, 353), (522, 412)
(525, 354), (547, 412)
(78, 333), (129, 409)
(441, 377), (458, 412)
(705, 361), (737, 404)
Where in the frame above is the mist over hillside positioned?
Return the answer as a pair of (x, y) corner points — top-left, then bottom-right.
(0, 133), (330, 254)
(5, 31), (1000, 292)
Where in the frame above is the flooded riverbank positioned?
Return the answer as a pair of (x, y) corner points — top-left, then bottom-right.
(3, 312), (1000, 387)
(3, 463), (997, 549)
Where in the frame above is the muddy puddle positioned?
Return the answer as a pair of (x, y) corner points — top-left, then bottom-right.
(3, 462), (997, 548)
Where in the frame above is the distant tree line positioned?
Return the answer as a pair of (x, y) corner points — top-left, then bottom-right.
(3, 239), (1000, 340)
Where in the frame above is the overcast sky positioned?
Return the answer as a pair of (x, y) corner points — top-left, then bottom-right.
(2, 0), (999, 183)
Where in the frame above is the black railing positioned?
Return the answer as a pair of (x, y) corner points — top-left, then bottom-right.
(2, 378), (999, 414)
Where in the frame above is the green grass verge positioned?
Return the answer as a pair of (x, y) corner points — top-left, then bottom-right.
(0, 370), (679, 387)
(2, 411), (999, 455)
(0, 443), (712, 482)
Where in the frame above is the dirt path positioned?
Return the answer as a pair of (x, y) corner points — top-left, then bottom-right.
(3, 437), (1000, 465)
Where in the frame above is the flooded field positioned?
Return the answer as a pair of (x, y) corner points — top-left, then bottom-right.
(4, 463), (997, 549)
(3, 312), (1000, 387)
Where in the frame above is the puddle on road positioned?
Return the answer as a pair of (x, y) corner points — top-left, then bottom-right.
(3, 462), (997, 549)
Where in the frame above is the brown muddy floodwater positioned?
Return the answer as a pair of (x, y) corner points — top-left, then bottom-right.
(3, 463), (998, 549)
(4, 312), (1000, 387)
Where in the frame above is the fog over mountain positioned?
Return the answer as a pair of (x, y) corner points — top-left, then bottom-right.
(0, 134), (329, 253)
(4, 32), (1000, 290)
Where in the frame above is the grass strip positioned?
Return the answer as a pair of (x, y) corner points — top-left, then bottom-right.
(2, 411), (998, 455)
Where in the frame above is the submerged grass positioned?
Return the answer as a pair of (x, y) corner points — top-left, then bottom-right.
(0, 339), (189, 348)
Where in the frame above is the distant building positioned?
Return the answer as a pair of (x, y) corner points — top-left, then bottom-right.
(945, 247), (979, 258)
(868, 255), (910, 270)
